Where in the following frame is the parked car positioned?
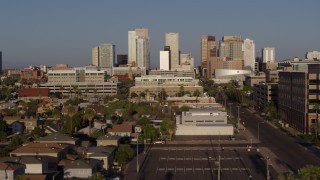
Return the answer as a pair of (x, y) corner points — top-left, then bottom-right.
(154, 140), (165, 144)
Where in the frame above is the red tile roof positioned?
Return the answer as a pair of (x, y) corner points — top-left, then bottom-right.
(10, 143), (70, 154)
(18, 88), (49, 97)
(108, 124), (132, 133)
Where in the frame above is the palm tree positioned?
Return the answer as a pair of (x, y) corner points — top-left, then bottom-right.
(85, 107), (96, 135)
(52, 109), (60, 121)
(67, 105), (76, 133)
(277, 172), (295, 180)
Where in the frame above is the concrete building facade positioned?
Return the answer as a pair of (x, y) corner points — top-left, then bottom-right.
(160, 51), (170, 70)
(91, 44), (115, 75)
(201, 35), (216, 70)
(262, 47), (275, 63)
(278, 64), (320, 134)
(128, 28), (150, 69)
(243, 38), (255, 71)
(219, 36), (243, 60)
(306, 51), (320, 60)
(253, 83), (278, 111)
(166, 33), (179, 70)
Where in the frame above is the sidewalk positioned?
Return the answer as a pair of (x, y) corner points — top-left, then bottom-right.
(259, 147), (290, 174)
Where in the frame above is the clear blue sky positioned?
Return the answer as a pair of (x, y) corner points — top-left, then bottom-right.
(1, 0), (320, 69)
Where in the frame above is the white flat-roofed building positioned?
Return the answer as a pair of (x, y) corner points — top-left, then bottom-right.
(306, 51), (320, 60)
(175, 108), (233, 135)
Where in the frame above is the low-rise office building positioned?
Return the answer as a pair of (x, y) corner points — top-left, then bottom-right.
(175, 108), (233, 135)
(130, 75), (203, 96)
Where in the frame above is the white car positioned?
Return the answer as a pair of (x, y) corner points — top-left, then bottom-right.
(154, 140), (165, 144)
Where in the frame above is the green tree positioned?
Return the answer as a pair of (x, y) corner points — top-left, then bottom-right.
(193, 89), (201, 97)
(277, 172), (295, 180)
(52, 109), (60, 120)
(298, 165), (320, 180)
(136, 117), (151, 127)
(88, 172), (105, 180)
(90, 130), (104, 139)
(67, 105), (76, 133)
(115, 144), (134, 167)
(9, 136), (25, 148)
(160, 119), (176, 141)
(84, 107), (96, 135)
(158, 88), (168, 103)
(30, 127), (46, 139)
(0, 121), (8, 133)
(179, 105), (191, 112)
(140, 92), (146, 98)
(130, 92), (138, 98)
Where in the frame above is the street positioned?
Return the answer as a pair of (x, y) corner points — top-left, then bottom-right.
(230, 103), (320, 172)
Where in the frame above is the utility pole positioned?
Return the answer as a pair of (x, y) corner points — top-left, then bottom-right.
(266, 157), (270, 180)
(218, 131), (221, 180)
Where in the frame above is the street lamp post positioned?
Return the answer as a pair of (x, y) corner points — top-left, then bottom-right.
(258, 122), (264, 142)
(135, 127), (142, 173)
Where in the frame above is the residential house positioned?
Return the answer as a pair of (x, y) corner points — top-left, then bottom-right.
(107, 124), (132, 137)
(96, 135), (120, 147)
(63, 159), (101, 179)
(8, 121), (24, 134)
(3, 116), (41, 133)
(0, 162), (25, 180)
(0, 156), (48, 174)
(34, 132), (80, 145)
(10, 143), (71, 161)
(86, 146), (116, 170)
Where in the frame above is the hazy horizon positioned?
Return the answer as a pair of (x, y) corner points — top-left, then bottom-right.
(1, 0), (320, 69)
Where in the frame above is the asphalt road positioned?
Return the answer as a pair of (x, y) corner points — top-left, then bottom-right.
(230, 103), (320, 172)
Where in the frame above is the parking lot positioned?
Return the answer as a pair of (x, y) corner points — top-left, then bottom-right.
(138, 147), (268, 180)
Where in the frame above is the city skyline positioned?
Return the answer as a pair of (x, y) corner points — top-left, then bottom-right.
(1, 0), (320, 69)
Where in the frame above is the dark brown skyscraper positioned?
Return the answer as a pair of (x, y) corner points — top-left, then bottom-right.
(201, 35), (216, 76)
(117, 54), (128, 66)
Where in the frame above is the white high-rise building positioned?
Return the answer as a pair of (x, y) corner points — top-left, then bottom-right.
(262, 47), (275, 63)
(128, 28), (150, 69)
(160, 51), (170, 70)
(91, 44), (115, 75)
(243, 39), (255, 71)
(166, 33), (179, 70)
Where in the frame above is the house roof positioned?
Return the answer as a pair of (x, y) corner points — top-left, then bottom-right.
(4, 116), (38, 123)
(0, 156), (42, 164)
(87, 146), (116, 155)
(21, 174), (47, 180)
(61, 105), (78, 115)
(18, 88), (49, 97)
(10, 143), (70, 154)
(64, 159), (100, 169)
(0, 162), (24, 171)
(35, 132), (79, 143)
(107, 124), (132, 133)
(97, 135), (121, 141)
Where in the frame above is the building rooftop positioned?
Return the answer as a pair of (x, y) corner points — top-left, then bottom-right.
(108, 124), (132, 133)
(0, 162), (24, 171)
(64, 159), (100, 169)
(35, 132), (79, 143)
(10, 143), (70, 154)
(97, 135), (121, 141)
(87, 146), (116, 155)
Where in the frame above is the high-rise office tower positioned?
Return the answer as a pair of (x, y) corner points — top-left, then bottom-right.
(262, 47), (275, 63)
(128, 28), (150, 69)
(0, 51), (2, 74)
(243, 38), (256, 71)
(92, 44), (115, 75)
(165, 33), (179, 70)
(219, 36), (243, 60)
(117, 54), (128, 66)
(201, 35), (216, 69)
